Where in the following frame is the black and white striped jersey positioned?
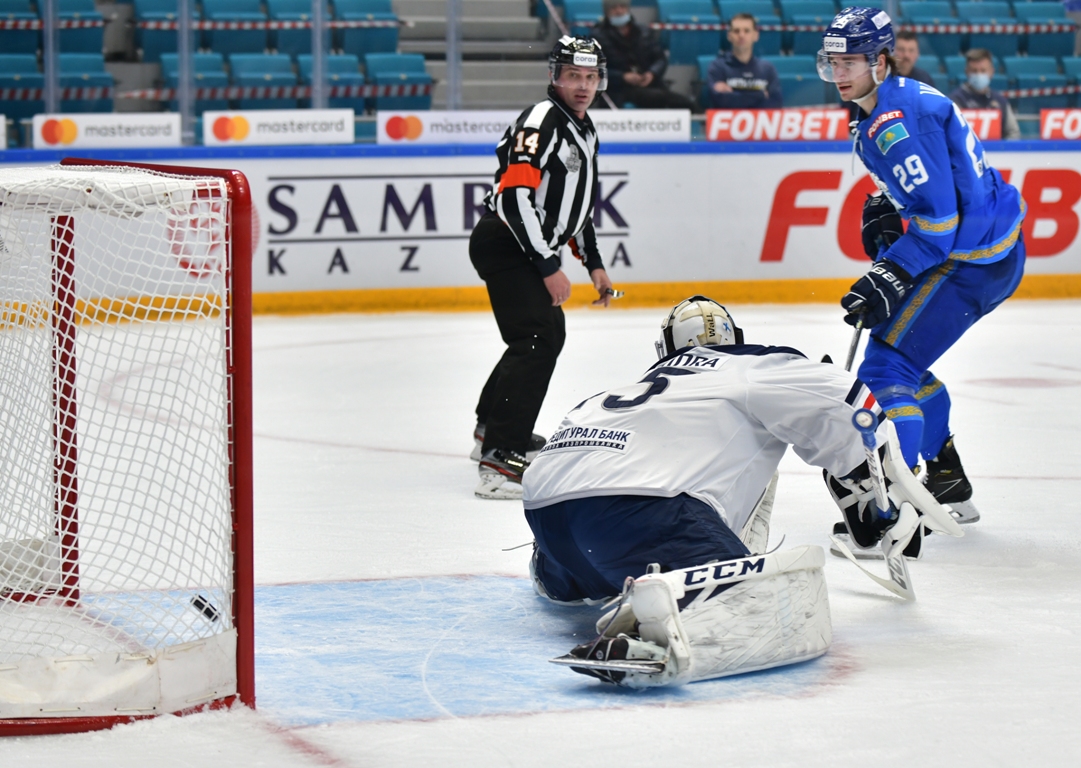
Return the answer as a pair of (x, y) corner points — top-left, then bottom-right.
(485, 90), (604, 277)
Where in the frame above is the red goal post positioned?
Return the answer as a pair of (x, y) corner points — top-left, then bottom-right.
(0, 159), (253, 736)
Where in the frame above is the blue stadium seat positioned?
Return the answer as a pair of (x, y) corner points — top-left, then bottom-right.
(0, 53), (43, 139)
(0, 0), (38, 55)
(903, 2), (962, 62)
(563, 0), (603, 37)
(1015, 72), (1070, 112)
(58, 52), (113, 112)
(1014, 3), (1076, 58)
(1063, 56), (1081, 83)
(760, 54), (817, 74)
(956, 2), (1018, 61)
(335, 0), (399, 57)
(56, 0), (104, 54)
(716, 1), (782, 56)
(297, 52), (365, 111)
(659, 0), (721, 65)
(203, 0), (269, 55)
(229, 53), (297, 109)
(777, 72), (827, 105)
(134, 0), (199, 64)
(268, 0), (329, 58)
(161, 52), (230, 114)
(1002, 55), (1059, 76)
(789, 12), (837, 56)
(779, 1), (836, 54)
(364, 52), (431, 111)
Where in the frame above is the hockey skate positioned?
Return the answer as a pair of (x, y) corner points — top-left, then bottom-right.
(829, 521), (924, 561)
(470, 423), (547, 462)
(475, 448), (528, 500)
(923, 437), (980, 524)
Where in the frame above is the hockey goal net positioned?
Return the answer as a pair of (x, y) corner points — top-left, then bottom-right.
(0, 160), (253, 735)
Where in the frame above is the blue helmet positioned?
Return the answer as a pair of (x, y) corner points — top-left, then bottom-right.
(820, 7), (895, 59)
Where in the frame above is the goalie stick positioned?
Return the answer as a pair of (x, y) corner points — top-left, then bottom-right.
(830, 408), (917, 600)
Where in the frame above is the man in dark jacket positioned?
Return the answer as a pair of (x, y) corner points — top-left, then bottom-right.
(948, 48), (1020, 139)
(590, 0), (696, 109)
(706, 13), (781, 109)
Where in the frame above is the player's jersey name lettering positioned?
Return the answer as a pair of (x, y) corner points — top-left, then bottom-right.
(664, 352), (721, 369)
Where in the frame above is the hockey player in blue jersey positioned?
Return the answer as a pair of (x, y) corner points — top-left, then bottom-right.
(817, 7), (1026, 531)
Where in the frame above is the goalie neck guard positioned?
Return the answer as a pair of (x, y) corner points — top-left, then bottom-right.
(656, 296), (744, 359)
(549, 35), (608, 92)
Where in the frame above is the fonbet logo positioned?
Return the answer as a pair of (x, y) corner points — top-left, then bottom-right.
(384, 115), (423, 141)
(211, 116), (250, 142)
(40, 118), (78, 145)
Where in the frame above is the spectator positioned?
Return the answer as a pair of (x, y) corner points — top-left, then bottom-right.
(893, 30), (935, 87)
(590, 0), (697, 109)
(948, 48), (1020, 140)
(707, 14), (781, 109)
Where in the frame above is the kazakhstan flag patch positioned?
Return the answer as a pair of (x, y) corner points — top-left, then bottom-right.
(875, 122), (910, 154)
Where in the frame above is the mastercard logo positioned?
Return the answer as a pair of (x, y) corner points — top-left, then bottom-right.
(384, 115), (423, 141)
(211, 116), (250, 142)
(40, 119), (78, 145)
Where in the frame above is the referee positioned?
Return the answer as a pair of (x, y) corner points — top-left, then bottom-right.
(471, 36), (615, 500)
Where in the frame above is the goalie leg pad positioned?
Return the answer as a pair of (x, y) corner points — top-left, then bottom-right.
(618, 546), (832, 688)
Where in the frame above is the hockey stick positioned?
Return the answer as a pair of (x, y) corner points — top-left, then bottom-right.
(844, 316), (864, 372)
(830, 408), (917, 600)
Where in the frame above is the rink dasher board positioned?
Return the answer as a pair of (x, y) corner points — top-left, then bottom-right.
(2, 144), (1079, 299)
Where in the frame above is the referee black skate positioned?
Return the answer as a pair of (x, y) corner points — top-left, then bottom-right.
(470, 35), (616, 500)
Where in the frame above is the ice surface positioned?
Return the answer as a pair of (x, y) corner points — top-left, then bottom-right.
(3, 301), (1080, 766)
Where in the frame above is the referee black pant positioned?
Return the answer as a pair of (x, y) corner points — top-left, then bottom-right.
(470, 213), (566, 456)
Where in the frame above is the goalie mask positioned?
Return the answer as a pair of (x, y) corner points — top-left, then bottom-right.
(549, 35), (608, 92)
(655, 296), (744, 359)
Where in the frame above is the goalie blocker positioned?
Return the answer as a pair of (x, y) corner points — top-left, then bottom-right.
(551, 546), (831, 687)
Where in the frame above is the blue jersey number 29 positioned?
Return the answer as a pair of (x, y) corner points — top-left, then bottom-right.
(892, 154), (929, 194)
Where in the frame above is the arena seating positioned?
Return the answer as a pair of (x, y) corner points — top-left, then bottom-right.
(0, 0), (38, 55)
(364, 52), (432, 111)
(657, 0), (721, 65)
(203, 0), (269, 55)
(56, 0), (104, 54)
(297, 52), (366, 112)
(160, 52), (230, 114)
(134, 0), (200, 64)
(229, 52), (298, 109)
(335, 0), (399, 57)
(58, 52), (113, 112)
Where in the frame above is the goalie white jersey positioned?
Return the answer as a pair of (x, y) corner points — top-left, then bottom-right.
(523, 344), (883, 537)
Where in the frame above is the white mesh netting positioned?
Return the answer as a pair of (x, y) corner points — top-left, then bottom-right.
(0, 166), (237, 692)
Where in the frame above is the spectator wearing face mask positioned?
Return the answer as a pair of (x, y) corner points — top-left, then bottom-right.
(590, 0), (698, 109)
(948, 48), (1020, 140)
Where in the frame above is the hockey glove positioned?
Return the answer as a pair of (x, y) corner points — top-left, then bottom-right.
(841, 260), (914, 329)
(861, 194), (904, 260)
(824, 466), (898, 549)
